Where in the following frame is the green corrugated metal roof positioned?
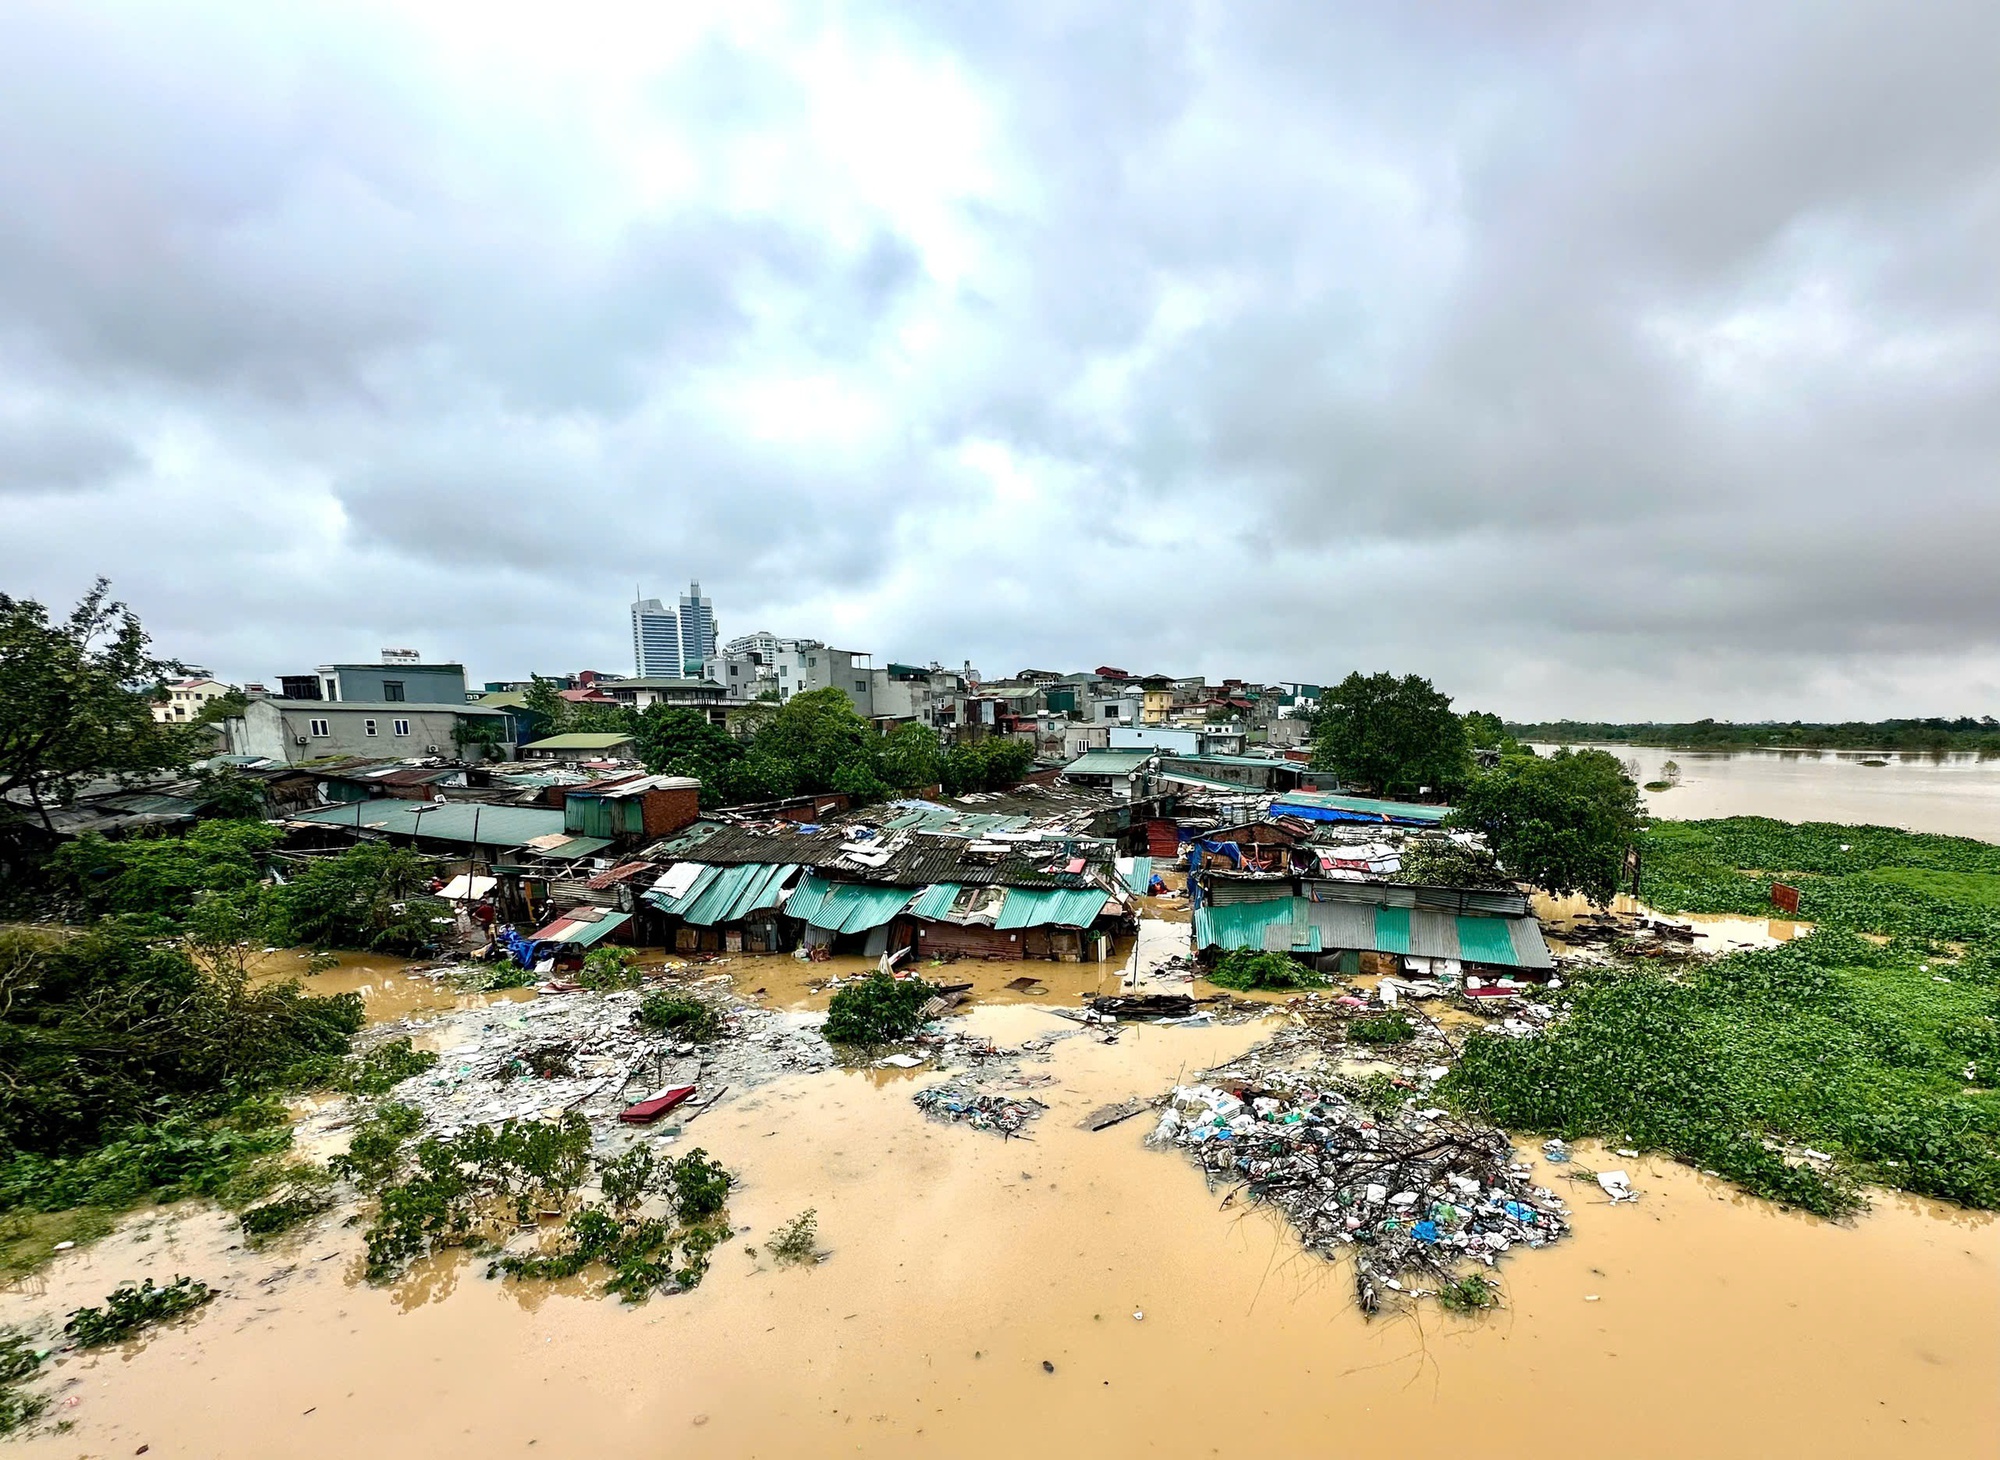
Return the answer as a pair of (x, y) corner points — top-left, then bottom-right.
(1374, 905), (1412, 954)
(784, 874), (913, 933)
(1194, 898), (1296, 950)
(290, 800), (567, 847)
(681, 863), (766, 925)
(521, 733), (636, 750)
(906, 882), (962, 920)
(1123, 857), (1153, 894)
(1062, 750), (1155, 775)
(1456, 915), (1517, 965)
(648, 864), (723, 917)
(994, 886), (1114, 929)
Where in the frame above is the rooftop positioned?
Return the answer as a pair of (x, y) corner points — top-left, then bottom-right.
(289, 801), (567, 847)
(1062, 749), (1156, 776)
(522, 733), (639, 750)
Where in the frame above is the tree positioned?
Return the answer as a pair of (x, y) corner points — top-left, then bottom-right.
(0, 581), (200, 835)
(878, 722), (942, 792)
(521, 676), (572, 737)
(1309, 672), (1468, 798)
(633, 705), (746, 807)
(1448, 748), (1642, 904)
(747, 689), (885, 802)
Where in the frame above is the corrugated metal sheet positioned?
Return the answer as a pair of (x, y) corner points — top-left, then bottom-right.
(906, 883), (962, 921)
(1061, 750), (1155, 776)
(1456, 916), (1517, 965)
(1373, 906), (1412, 955)
(784, 874), (913, 933)
(1508, 918), (1555, 970)
(1122, 856), (1152, 894)
(683, 862), (797, 926)
(528, 909), (632, 947)
(1205, 877), (1293, 906)
(643, 865), (722, 917)
(1194, 898), (1296, 950)
(291, 801), (567, 847)
(994, 887), (1115, 929)
(1271, 792), (1451, 826)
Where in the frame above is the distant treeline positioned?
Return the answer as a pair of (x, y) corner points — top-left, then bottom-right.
(1504, 718), (2000, 754)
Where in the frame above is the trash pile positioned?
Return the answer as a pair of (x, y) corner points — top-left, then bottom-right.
(913, 1082), (1047, 1137)
(1153, 1080), (1570, 1314)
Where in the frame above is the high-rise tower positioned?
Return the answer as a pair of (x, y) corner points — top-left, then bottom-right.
(631, 597), (681, 677)
(677, 581), (716, 675)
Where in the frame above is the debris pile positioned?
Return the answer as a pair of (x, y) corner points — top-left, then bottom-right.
(1153, 1080), (1570, 1314)
(913, 1082), (1047, 1137)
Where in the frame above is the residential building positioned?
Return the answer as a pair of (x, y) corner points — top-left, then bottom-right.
(281, 661), (470, 705)
(724, 630), (778, 659)
(1109, 725), (1246, 757)
(520, 732), (640, 763)
(599, 677), (739, 724)
(772, 640), (874, 714)
(1090, 693), (1144, 725)
(631, 597), (682, 678)
(677, 581), (718, 674)
(1140, 677), (1174, 724)
(227, 699), (509, 764)
(703, 648), (781, 701)
(153, 676), (233, 723)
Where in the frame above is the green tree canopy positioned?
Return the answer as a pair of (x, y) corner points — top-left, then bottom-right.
(1449, 748), (1642, 903)
(747, 689), (886, 801)
(878, 722), (942, 792)
(633, 705), (747, 807)
(1308, 671), (1468, 798)
(0, 581), (199, 835)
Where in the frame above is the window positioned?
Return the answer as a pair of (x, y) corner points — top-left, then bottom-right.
(382, 681), (406, 702)
(363, 718), (378, 736)
(855, 680), (867, 693)
(309, 718), (330, 737)
(393, 718), (411, 737)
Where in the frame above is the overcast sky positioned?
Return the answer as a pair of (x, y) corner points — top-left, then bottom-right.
(3, 1), (1995, 720)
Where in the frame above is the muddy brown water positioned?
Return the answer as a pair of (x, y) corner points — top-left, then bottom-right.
(5, 1006), (1996, 1458)
(1533, 742), (2000, 840)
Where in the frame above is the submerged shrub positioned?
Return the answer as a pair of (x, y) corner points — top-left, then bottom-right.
(64, 1276), (216, 1347)
(767, 1208), (820, 1265)
(1205, 950), (1324, 992)
(637, 991), (723, 1042)
(1350, 1014), (1416, 1045)
(821, 972), (937, 1046)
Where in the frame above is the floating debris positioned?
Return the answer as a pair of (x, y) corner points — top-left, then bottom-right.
(913, 1082), (1047, 1137)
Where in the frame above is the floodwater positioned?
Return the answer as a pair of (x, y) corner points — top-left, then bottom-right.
(1531, 742), (2000, 840)
(1535, 892), (1808, 955)
(6, 1007), (1995, 1460)
(253, 949), (537, 1021)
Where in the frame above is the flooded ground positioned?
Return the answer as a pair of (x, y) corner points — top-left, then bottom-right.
(253, 949), (538, 1020)
(6, 1004), (1994, 1459)
(1532, 742), (2000, 840)
(1535, 892), (1808, 954)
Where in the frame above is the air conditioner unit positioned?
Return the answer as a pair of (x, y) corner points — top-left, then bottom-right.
(426, 744), (441, 754)
(295, 736), (309, 746)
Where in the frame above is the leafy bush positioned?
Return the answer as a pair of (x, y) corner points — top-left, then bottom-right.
(822, 972), (938, 1046)
(1205, 949), (1324, 991)
(48, 820), (283, 921)
(287, 1037), (439, 1096)
(595, 1147), (655, 1210)
(359, 1114), (596, 1279)
(637, 990), (722, 1042)
(238, 1190), (334, 1240)
(64, 1276), (216, 1347)
(0, 1327), (45, 1435)
(274, 842), (449, 954)
(1350, 1013), (1415, 1044)
(1397, 837), (1508, 889)
(667, 1149), (731, 1222)
(577, 947), (643, 990)
(767, 1208), (820, 1265)
(329, 1102), (426, 1189)
(1437, 1273), (1499, 1313)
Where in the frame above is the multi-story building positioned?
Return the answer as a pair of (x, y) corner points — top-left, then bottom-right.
(153, 676), (234, 722)
(276, 661), (470, 705)
(677, 582), (717, 674)
(771, 639), (874, 714)
(227, 698), (511, 764)
(631, 597), (682, 678)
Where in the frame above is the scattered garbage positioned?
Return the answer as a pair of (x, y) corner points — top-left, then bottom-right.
(1596, 1170), (1638, 1203)
(619, 1085), (696, 1126)
(1542, 1138), (1570, 1163)
(913, 1083), (1047, 1137)
(1079, 1099), (1150, 1131)
(1153, 1079), (1570, 1315)
(1089, 994), (1196, 1020)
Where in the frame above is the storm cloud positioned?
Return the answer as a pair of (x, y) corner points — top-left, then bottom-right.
(1, 0), (1994, 717)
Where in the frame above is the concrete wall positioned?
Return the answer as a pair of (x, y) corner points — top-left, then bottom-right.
(234, 700), (479, 763)
(325, 664), (468, 704)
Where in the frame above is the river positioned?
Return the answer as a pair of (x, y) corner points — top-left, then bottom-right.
(1530, 743), (2000, 840)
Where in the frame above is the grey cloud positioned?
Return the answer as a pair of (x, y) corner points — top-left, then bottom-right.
(0, 0), (1994, 717)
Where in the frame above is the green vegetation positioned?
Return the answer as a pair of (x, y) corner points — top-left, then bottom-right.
(329, 1102), (426, 1187)
(1309, 672), (1468, 798)
(1451, 747), (1641, 904)
(1350, 1013), (1416, 1044)
(1505, 717), (2000, 754)
(1446, 817), (2000, 1214)
(637, 989), (723, 1042)
(0, 1328), (47, 1434)
(341, 1107), (734, 1301)
(276, 841), (450, 953)
(0, 580), (202, 848)
(50, 819), (283, 918)
(0, 923), (367, 1263)
(237, 1175), (336, 1241)
(1436, 1273), (1500, 1313)
(576, 945), (644, 990)
(1395, 836), (1507, 889)
(64, 1275), (217, 1347)
(766, 1208), (821, 1265)
(1204, 949), (1325, 991)
(822, 971), (940, 1046)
